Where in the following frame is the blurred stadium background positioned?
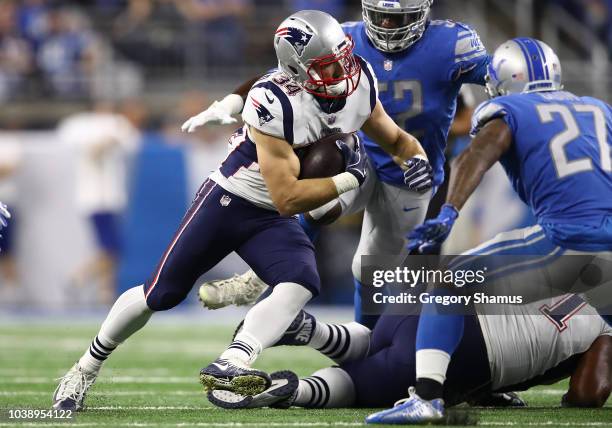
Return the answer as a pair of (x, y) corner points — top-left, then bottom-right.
(0, 0), (610, 312)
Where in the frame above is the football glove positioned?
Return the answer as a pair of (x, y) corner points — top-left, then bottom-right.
(336, 137), (367, 186)
(403, 156), (433, 192)
(407, 204), (458, 253)
(181, 94), (244, 133)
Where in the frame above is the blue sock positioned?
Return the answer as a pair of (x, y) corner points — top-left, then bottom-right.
(415, 288), (464, 356)
(354, 278), (379, 329)
(298, 214), (321, 243)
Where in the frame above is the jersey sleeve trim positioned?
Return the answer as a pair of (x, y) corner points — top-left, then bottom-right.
(253, 81), (295, 145)
(470, 100), (512, 137)
(356, 55), (377, 113)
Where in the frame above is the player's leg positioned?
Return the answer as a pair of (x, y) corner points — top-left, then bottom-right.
(352, 184), (430, 328)
(53, 179), (237, 410)
(200, 215), (319, 394)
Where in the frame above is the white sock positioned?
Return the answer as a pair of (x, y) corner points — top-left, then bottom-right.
(310, 322), (371, 364)
(78, 285), (153, 374)
(295, 367), (355, 408)
(220, 282), (312, 365)
(415, 349), (451, 385)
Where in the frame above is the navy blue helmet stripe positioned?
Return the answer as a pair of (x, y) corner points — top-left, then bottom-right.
(356, 55), (376, 113)
(254, 82), (294, 145)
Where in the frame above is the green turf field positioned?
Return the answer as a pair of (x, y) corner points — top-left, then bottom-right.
(1, 321), (611, 427)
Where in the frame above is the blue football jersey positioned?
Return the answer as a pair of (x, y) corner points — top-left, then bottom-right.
(472, 91), (612, 251)
(343, 20), (489, 188)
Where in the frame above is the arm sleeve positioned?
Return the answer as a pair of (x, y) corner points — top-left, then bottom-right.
(241, 83), (294, 144)
(470, 100), (517, 137)
(448, 23), (490, 86)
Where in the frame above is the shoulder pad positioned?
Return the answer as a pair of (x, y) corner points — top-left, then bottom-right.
(242, 80), (295, 144)
(470, 100), (508, 137)
(453, 22), (486, 64)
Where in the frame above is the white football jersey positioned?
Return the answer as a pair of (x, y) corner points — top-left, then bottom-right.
(478, 295), (612, 390)
(210, 57), (378, 210)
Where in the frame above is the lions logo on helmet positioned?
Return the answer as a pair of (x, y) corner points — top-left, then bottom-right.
(275, 27), (313, 57)
(251, 98), (274, 126)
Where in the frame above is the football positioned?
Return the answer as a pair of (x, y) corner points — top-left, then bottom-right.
(297, 132), (358, 179)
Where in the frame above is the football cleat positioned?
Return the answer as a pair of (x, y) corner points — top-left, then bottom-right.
(365, 387), (444, 424)
(199, 358), (271, 396)
(207, 370), (298, 409)
(52, 363), (97, 411)
(469, 391), (527, 408)
(199, 270), (268, 310)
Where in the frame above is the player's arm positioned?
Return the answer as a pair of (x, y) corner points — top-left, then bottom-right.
(563, 335), (612, 408)
(253, 127), (365, 216)
(446, 118), (511, 210)
(407, 118), (511, 253)
(361, 99), (432, 192)
(181, 75), (265, 133)
(362, 99), (425, 164)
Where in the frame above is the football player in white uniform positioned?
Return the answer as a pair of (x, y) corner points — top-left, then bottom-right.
(52, 10), (431, 411)
(208, 295), (612, 411)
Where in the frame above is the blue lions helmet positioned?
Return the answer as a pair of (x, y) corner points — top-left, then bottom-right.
(485, 38), (563, 98)
(362, 0), (433, 52)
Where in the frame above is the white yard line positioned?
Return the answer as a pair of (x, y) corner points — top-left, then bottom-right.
(0, 376), (200, 384)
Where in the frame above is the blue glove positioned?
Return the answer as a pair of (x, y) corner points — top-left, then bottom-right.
(407, 204), (458, 253)
(0, 202), (10, 229)
(403, 156), (433, 192)
(336, 136), (367, 186)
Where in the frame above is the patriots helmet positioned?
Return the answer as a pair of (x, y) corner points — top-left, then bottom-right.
(485, 38), (563, 98)
(362, 0), (432, 52)
(274, 10), (361, 99)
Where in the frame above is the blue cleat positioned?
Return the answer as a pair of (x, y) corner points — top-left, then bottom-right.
(200, 358), (271, 396)
(365, 387), (444, 425)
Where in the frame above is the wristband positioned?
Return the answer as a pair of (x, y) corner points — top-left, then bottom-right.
(332, 172), (359, 195)
(219, 93), (245, 115)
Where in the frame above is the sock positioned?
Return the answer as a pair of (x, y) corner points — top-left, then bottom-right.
(310, 321), (370, 363)
(414, 288), (464, 396)
(298, 214), (321, 243)
(78, 285), (153, 373)
(220, 330), (262, 366)
(353, 278), (379, 329)
(294, 367), (355, 408)
(220, 282), (312, 365)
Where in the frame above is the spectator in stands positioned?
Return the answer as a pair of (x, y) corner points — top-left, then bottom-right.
(36, 6), (105, 98)
(0, 1), (33, 101)
(112, 0), (185, 67)
(15, 0), (49, 52)
(287, 0), (346, 20)
(176, 0), (252, 71)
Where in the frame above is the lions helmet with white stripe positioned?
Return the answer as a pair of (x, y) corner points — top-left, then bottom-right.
(361, 0), (433, 52)
(274, 10), (361, 99)
(485, 38), (563, 98)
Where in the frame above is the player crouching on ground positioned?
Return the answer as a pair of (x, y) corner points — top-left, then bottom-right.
(208, 296), (612, 412)
(52, 10), (432, 411)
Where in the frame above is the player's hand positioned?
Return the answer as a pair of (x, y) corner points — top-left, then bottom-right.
(0, 202), (11, 229)
(337, 136), (367, 186)
(181, 101), (238, 133)
(407, 204), (458, 253)
(403, 156), (433, 192)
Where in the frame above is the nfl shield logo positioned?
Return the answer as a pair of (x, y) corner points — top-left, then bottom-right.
(327, 115), (337, 125)
(384, 60), (393, 71)
(220, 195), (231, 207)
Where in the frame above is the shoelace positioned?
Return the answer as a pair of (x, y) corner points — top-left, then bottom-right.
(55, 369), (94, 403)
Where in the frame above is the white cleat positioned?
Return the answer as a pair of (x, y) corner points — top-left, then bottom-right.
(198, 270), (268, 310)
(52, 363), (97, 411)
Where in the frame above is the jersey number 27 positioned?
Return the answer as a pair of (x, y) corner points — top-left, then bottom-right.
(537, 104), (611, 179)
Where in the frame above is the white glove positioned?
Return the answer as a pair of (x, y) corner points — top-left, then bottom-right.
(181, 94), (245, 133)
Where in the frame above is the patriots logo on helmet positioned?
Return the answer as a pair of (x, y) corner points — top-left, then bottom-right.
(251, 98), (274, 126)
(275, 27), (313, 57)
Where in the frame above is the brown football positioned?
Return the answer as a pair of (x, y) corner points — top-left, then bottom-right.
(297, 132), (357, 179)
